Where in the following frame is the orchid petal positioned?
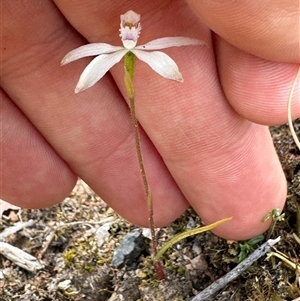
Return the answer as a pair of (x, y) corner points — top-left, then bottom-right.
(135, 37), (205, 51)
(132, 49), (183, 82)
(61, 43), (123, 65)
(75, 49), (127, 93)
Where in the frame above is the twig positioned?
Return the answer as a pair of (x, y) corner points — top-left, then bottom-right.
(36, 230), (56, 260)
(0, 220), (35, 241)
(0, 220), (44, 272)
(37, 218), (116, 259)
(267, 250), (300, 272)
(0, 219), (115, 271)
(293, 233), (300, 245)
(190, 237), (281, 301)
(0, 242), (44, 272)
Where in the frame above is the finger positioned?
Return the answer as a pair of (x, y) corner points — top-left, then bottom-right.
(1, 1), (189, 224)
(0, 89), (77, 207)
(215, 37), (300, 125)
(56, 1), (286, 239)
(129, 60), (287, 239)
(186, 0), (300, 62)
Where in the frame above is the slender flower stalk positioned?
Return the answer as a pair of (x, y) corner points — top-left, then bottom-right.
(61, 10), (205, 279)
(123, 51), (165, 278)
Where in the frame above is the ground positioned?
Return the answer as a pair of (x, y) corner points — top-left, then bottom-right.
(1, 123), (300, 301)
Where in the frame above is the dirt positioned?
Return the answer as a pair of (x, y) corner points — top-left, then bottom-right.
(1, 123), (300, 301)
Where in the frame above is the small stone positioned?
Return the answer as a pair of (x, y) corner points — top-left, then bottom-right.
(58, 279), (71, 290)
(95, 223), (111, 248)
(141, 227), (160, 240)
(192, 243), (202, 255)
(186, 217), (196, 229)
(111, 229), (147, 268)
(0, 268), (12, 279)
(186, 254), (208, 271)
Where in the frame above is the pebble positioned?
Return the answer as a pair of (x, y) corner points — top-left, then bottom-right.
(111, 229), (147, 268)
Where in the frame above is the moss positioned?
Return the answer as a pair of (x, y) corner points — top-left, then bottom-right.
(62, 234), (111, 273)
(177, 266), (186, 276)
(63, 249), (77, 268)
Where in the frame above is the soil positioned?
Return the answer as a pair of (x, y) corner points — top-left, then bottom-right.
(1, 123), (300, 301)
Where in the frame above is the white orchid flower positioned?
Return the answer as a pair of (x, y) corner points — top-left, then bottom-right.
(61, 10), (205, 93)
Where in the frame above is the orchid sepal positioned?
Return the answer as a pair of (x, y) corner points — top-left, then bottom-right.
(135, 37), (206, 51)
(61, 43), (123, 66)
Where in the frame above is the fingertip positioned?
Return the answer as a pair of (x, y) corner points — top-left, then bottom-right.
(4, 170), (78, 210)
(205, 178), (287, 241)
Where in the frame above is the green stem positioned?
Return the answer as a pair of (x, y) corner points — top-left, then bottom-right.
(124, 52), (165, 279)
(128, 95), (149, 195)
(128, 94), (157, 252)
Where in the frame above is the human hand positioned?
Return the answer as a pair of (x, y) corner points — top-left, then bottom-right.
(1, 1), (298, 240)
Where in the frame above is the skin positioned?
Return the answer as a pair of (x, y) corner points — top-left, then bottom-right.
(1, 0), (299, 239)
